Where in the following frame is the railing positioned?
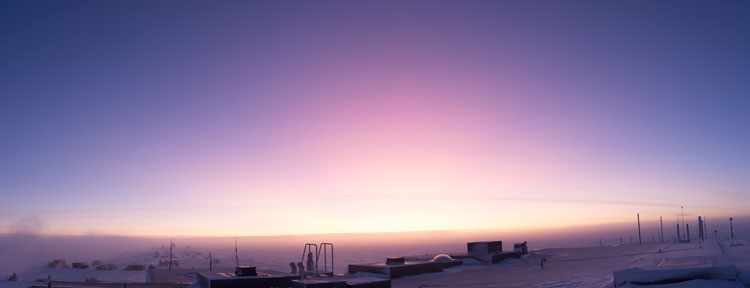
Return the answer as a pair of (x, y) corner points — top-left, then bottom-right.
(300, 242), (334, 277)
(301, 243), (318, 276)
(319, 242), (334, 276)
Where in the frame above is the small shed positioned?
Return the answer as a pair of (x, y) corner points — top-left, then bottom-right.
(514, 241), (528, 255)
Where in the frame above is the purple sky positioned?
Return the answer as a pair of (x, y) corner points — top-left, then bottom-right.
(1, 0), (749, 236)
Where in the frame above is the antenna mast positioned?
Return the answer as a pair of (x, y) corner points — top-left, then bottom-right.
(235, 236), (240, 266)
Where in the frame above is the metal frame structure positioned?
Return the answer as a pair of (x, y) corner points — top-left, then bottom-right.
(300, 242), (335, 277)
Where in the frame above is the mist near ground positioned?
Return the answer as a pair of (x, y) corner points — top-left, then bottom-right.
(2, 216), (748, 276)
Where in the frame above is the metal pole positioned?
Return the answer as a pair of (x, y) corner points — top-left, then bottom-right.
(660, 216), (664, 243)
(637, 213), (642, 245)
(698, 222), (703, 248)
(698, 216), (704, 242)
(235, 237), (240, 266)
(681, 206), (685, 239)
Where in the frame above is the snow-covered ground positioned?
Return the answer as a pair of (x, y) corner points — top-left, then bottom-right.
(2, 233), (749, 287)
(392, 240), (750, 288)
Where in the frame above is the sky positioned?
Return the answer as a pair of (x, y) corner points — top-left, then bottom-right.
(1, 0), (749, 237)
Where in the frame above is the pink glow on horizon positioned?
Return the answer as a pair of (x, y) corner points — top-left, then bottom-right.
(2, 1), (748, 237)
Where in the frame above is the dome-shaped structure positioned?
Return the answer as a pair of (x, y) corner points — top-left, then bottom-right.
(431, 254), (454, 262)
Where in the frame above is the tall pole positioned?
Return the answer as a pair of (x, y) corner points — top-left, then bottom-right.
(660, 216), (664, 243)
(698, 216), (704, 242)
(235, 237), (240, 266)
(681, 206), (685, 239)
(637, 213), (642, 245)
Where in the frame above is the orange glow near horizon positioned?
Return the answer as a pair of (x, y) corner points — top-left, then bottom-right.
(30, 194), (747, 237)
